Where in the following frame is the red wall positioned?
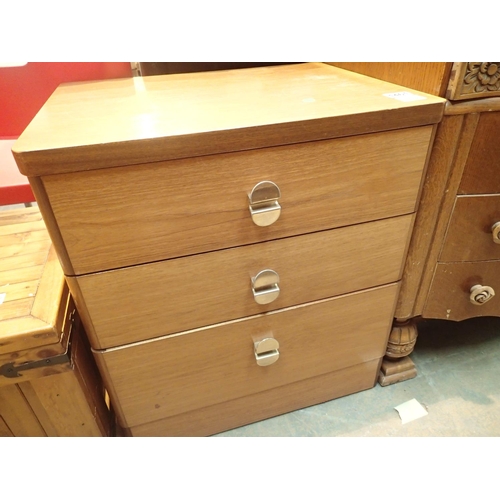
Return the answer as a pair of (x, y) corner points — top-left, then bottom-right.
(0, 62), (133, 137)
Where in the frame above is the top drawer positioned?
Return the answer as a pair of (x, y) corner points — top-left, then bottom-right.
(42, 126), (433, 275)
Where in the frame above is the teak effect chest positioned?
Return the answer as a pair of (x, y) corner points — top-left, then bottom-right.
(13, 63), (445, 436)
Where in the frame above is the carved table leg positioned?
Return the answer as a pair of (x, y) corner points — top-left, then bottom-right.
(378, 319), (418, 387)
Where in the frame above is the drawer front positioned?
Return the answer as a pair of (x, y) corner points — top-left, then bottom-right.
(459, 111), (500, 195)
(43, 126), (432, 275)
(128, 360), (380, 437)
(423, 262), (500, 321)
(440, 196), (500, 262)
(94, 284), (398, 428)
(70, 215), (412, 349)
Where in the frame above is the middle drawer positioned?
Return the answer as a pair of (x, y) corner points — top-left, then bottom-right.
(68, 214), (413, 349)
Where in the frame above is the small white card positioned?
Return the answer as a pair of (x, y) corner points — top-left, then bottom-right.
(383, 91), (427, 102)
(0, 293), (6, 305)
(394, 398), (428, 424)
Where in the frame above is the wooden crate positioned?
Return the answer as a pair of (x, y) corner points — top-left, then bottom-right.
(0, 207), (113, 436)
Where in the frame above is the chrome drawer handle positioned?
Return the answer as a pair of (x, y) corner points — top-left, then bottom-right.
(248, 181), (281, 227)
(470, 284), (495, 305)
(492, 222), (500, 244)
(252, 269), (280, 305)
(254, 338), (280, 366)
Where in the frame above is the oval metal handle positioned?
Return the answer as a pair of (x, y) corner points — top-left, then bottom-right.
(492, 222), (500, 244)
(252, 269), (280, 305)
(470, 284), (495, 305)
(248, 181), (281, 227)
(254, 338), (280, 366)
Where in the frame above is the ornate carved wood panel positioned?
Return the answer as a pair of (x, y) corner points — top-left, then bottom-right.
(447, 62), (500, 101)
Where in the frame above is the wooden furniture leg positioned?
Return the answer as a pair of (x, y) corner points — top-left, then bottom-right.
(378, 319), (418, 386)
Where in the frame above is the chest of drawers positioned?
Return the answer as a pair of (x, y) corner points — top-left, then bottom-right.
(421, 108), (500, 321)
(12, 63), (445, 435)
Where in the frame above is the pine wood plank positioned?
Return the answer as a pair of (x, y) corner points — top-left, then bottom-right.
(0, 265), (45, 287)
(20, 372), (104, 437)
(0, 207), (42, 225)
(31, 246), (66, 329)
(0, 230), (48, 249)
(0, 219), (46, 237)
(0, 384), (46, 436)
(0, 208), (66, 355)
(0, 297), (34, 321)
(0, 237), (51, 260)
(0, 280), (38, 303)
(0, 316), (59, 354)
(0, 250), (49, 273)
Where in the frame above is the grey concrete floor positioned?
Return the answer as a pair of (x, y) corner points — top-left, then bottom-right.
(216, 317), (500, 436)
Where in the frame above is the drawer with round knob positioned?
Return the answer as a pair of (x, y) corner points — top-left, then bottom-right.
(67, 214), (413, 349)
(423, 261), (500, 321)
(439, 195), (500, 262)
(93, 283), (399, 432)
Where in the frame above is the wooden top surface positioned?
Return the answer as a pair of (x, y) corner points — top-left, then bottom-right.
(13, 63), (446, 176)
(0, 207), (66, 354)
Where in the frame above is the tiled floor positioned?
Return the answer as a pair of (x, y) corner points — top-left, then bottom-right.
(216, 317), (500, 436)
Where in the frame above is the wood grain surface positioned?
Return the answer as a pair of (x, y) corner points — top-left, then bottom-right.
(12, 63), (445, 176)
(44, 126), (432, 275)
(128, 359), (380, 437)
(71, 215), (412, 349)
(439, 195), (500, 262)
(0, 208), (67, 354)
(327, 63), (453, 97)
(0, 384), (46, 436)
(459, 111), (500, 194)
(423, 261), (500, 321)
(94, 283), (398, 428)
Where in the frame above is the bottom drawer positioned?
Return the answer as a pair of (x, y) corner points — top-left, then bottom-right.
(94, 283), (398, 434)
(423, 261), (500, 321)
(127, 359), (380, 437)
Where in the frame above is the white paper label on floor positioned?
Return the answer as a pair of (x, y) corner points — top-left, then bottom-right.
(394, 398), (428, 424)
(0, 293), (6, 305)
(383, 92), (427, 102)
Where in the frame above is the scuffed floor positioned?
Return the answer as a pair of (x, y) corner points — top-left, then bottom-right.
(215, 317), (500, 436)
